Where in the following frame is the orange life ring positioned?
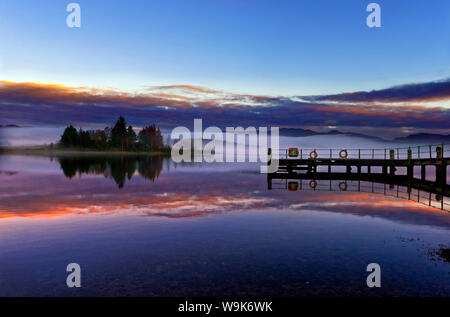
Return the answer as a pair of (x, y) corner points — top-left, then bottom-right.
(309, 180), (318, 189)
(339, 149), (348, 159)
(310, 150), (318, 160)
(339, 181), (348, 191)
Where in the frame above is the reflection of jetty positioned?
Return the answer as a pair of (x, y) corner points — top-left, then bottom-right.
(267, 144), (449, 211)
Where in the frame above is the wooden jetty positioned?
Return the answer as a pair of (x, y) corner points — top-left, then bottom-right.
(267, 144), (449, 210)
(268, 144), (449, 185)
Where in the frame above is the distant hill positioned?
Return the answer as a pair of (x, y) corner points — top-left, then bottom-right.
(278, 128), (317, 137)
(393, 133), (450, 144)
(279, 128), (450, 144)
(0, 124), (20, 128)
(279, 128), (385, 141)
(324, 130), (385, 141)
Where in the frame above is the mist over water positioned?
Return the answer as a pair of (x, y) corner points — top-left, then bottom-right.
(0, 127), (65, 146)
(1, 126), (444, 148)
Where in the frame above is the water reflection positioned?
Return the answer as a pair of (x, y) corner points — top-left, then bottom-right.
(52, 154), (450, 213)
(268, 173), (450, 212)
(58, 155), (163, 188)
(0, 154), (448, 225)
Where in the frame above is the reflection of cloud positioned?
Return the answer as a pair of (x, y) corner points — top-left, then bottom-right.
(0, 171), (276, 220)
(1, 79), (449, 134)
(137, 195), (275, 218)
(0, 192), (274, 220)
(284, 192), (450, 229)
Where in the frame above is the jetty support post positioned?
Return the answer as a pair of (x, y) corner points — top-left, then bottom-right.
(407, 147), (413, 179)
(389, 149), (396, 175)
(267, 148), (272, 190)
(435, 146), (446, 185)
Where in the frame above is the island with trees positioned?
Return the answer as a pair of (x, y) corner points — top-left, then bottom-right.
(58, 116), (170, 153)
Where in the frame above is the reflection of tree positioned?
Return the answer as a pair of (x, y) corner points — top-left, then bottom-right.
(137, 155), (163, 181)
(59, 157), (107, 178)
(59, 158), (77, 178)
(108, 157), (137, 188)
(58, 155), (163, 188)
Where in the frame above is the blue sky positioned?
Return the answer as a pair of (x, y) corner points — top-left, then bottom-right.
(0, 0), (448, 95)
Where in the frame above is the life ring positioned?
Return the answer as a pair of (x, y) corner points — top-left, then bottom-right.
(339, 149), (348, 159)
(339, 181), (348, 191)
(310, 150), (318, 160)
(288, 182), (299, 191)
(309, 180), (318, 189)
(288, 147), (299, 158)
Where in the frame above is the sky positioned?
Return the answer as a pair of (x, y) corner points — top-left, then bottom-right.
(0, 0), (449, 136)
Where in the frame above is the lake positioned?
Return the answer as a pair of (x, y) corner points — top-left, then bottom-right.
(0, 139), (449, 296)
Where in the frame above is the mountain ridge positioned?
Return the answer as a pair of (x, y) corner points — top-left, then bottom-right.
(279, 128), (450, 144)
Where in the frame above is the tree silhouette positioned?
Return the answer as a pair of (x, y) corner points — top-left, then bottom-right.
(138, 124), (164, 151)
(60, 125), (78, 147)
(79, 129), (92, 148)
(127, 125), (137, 150)
(111, 116), (128, 150)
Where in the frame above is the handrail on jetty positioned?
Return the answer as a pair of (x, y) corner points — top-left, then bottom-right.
(272, 143), (450, 160)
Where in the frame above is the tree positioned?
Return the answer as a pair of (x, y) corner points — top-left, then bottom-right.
(60, 125), (78, 147)
(89, 130), (107, 149)
(111, 116), (127, 150)
(138, 124), (164, 151)
(78, 129), (92, 148)
(127, 125), (137, 150)
(155, 127), (163, 150)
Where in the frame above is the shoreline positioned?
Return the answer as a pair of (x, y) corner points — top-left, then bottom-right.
(0, 145), (171, 157)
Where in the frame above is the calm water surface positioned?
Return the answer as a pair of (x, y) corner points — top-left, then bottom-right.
(0, 153), (448, 296)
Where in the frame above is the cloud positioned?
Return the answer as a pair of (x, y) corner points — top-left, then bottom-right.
(302, 78), (450, 103)
(148, 84), (222, 94)
(0, 79), (449, 133)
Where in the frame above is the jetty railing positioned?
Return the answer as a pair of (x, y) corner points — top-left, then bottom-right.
(274, 143), (450, 160)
